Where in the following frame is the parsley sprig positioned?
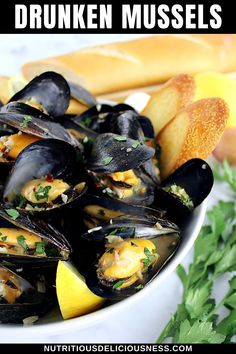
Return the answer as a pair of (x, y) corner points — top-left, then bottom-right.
(157, 161), (236, 344)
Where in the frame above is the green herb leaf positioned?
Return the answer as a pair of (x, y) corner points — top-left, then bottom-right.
(98, 209), (105, 216)
(113, 135), (127, 142)
(131, 140), (141, 149)
(102, 156), (113, 166)
(135, 284), (144, 290)
(0, 236), (7, 241)
(35, 241), (45, 255)
(20, 116), (32, 128)
(176, 319), (225, 343)
(34, 185), (52, 201)
(141, 247), (157, 268)
(6, 208), (20, 220)
(17, 235), (28, 253)
(113, 280), (124, 289)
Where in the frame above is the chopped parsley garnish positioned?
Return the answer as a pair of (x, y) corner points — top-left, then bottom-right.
(34, 185), (52, 201)
(98, 209), (105, 216)
(16, 195), (27, 208)
(17, 235), (28, 253)
(135, 284), (144, 290)
(108, 229), (118, 236)
(132, 140), (141, 149)
(164, 184), (193, 209)
(102, 156), (113, 166)
(120, 227), (126, 232)
(35, 241), (45, 255)
(141, 247), (157, 268)
(80, 116), (92, 127)
(0, 236), (7, 241)
(114, 135), (127, 142)
(45, 245), (59, 257)
(6, 208), (20, 220)
(113, 280), (124, 289)
(20, 116), (32, 128)
(106, 247), (114, 254)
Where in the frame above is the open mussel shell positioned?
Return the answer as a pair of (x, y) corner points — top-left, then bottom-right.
(0, 206), (71, 263)
(83, 215), (179, 299)
(9, 71), (70, 117)
(3, 139), (87, 214)
(3, 139), (77, 202)
(80, 194), (165, 229)
(110, 110), (160, 184)
(68, 81), (97, 107)
(0, 264), (54, 323)
(87, 133), (155, 173)
(0, 102), (79, 147)
(82, 214), (179, 242)
(154, 159), (214, 223)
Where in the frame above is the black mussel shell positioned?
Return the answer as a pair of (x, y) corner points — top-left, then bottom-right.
(69, 81), (97, 107)
(0, 206), (71, 263)
(112, 103), (137, 114)
(80, 194), (165, 228)
(0, 265), (54, 323)
(0, 102), (78, 147)
(3, 139), (77, 204)
(87, 133), (155, 173)
(72, 104), (113, 134)
(110, 110), (144, 141)
(83, 215), (179, 299)
(137, 115), (155, 139)
(154, 159), (213, 223)
(9, 71), (70, 117)
(82, 214), (179, 242)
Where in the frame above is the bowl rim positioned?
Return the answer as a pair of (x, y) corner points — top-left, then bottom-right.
(0, 200), (207, 336)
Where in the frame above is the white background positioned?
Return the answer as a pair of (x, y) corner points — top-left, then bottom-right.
(0, 34), (228, 343)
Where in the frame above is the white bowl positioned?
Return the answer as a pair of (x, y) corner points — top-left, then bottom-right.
(0, 200), (207, 338)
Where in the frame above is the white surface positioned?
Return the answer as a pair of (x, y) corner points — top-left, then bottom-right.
(0, 34), (224, 343)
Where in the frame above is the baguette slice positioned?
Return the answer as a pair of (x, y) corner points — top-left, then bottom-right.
(142, 74), (195, 135)
(22, 35), (236, 95)
(158, 98), (229, 179)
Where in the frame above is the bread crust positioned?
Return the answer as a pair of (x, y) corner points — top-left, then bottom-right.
(158, 98), (229, 179)
(22, 35), (236, 95)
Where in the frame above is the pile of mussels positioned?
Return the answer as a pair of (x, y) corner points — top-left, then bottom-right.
(0, 72), (213, 323)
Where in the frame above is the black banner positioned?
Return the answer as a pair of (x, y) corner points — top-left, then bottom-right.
(0, 0), (235, 34)
(0, 343), (235, 353)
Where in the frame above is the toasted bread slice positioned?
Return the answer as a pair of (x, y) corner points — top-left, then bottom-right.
(158, 98), (229, 179)
(142, 74), (196, 135)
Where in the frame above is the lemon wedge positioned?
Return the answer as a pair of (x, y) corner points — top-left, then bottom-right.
(56, 260), (105, 320)
(194, 72), (236, 128)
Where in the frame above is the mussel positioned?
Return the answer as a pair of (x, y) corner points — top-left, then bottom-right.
(154, 159), (214, 223)
(79, 194), (165, 230)
(0, 101), (79, 149)
(0, 206), (70, 263)
(82, 215), (179, 299)
(2, 139), (87, 214)
(9, 71), (71, 117)
(87, 132), (156, 205)
(0, 264), (53, 323)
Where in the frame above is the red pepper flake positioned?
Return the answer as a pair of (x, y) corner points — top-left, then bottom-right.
(1, 146), (10, 158)
(45, 173), (54, 182)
